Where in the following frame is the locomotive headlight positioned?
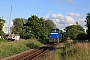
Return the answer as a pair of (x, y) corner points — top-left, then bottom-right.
(50, 36), (51, 37)
(57, 36), (58, 37)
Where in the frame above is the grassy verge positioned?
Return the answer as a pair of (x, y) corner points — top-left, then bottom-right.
(0, 39), (43, 58)
(47, 42), (90, 60)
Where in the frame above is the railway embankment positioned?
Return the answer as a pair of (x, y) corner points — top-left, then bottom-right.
(46, 40), (90, 60)
(0, 39), (43, 59)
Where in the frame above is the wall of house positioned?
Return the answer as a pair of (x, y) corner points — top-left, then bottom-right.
(2, 23), (5, 33)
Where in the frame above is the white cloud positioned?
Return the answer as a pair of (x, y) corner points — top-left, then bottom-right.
(51, 13), (76, 24)
(4, 22), (13, 33)
(52, 14), (57, 18)
(67, 12), (82, 17)
(53, 0), (74, 3)
(65, 16), (75, 24)
(43, 11), (50, 19)
(66, 0), (74, 3)
(51, 13), (76, 30)
(32, 0), (36, 4)
(45, 12), (85, 31)
(52, 14), (64, 19)
(78, 17), (86, 27)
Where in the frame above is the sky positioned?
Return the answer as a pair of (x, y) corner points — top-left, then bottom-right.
(0, 0), (90, 33)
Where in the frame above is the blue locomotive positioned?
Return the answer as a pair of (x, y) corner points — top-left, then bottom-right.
(49, 28), (60, 43)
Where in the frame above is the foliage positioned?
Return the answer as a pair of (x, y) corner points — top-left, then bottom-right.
(21, 15), (55, 39)
(0, 39), (43, 58)
(45, 19), (56, 38)
(12, 18), (27, 34)
(0, 39), (11, 43)
(86, 13), (90, 40)
(11, 15), (56, 40)
(45, 19), (56, 32)
(60, 30), (63, 34)
(65, 25), (85, 39)
(76, 33), (87, 40)
(20, 26), (33, 39)
(0, 31), (4, 37)
(48, 42), (90, 60)
(0, 18), (5, 31)
(0, 18), (5, 38)
(0, 23), (3, 31)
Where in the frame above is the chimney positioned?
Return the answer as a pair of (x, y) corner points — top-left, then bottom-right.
(76, 21), (79, 25)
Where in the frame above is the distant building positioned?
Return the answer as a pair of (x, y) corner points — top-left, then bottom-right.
(0, 17), (5, 33)
(2, 23), (5, 33)
(5, 34), (20, 40)
(76, 21), (87, 33)
(84, 28), (87, 33)
(76, 21), (78, 25)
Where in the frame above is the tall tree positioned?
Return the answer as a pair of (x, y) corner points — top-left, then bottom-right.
(0, 17), (5, 37)
(45, 19), (56, 31)
(65, 25), (85, 39)
(0, 17), (5, 31)
(12, 18), (27, 34)
(12, 15), (56, 40)
(86, 13), (90, 40)
(25, 15), (48, 39)
(45, 19), (56, 37)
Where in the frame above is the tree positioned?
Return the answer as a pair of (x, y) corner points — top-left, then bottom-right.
(0, 17), (5, 38)
(45, 19), (56, 37)
(45, 19), (56, 31)
(0, 17), (5, 31)
(0, 23), (2, 31)
(20, 26), (34, 39)
(60, 30), (63, 34)
(86, 13), (90, 40)
(25, 15), (48, 39)
(38, 18), (48, 39)
(65, 25), (85, 39)
(76, 33), (87, 40)
(11, 15), (56, 40)
(12, 18), (27, 34)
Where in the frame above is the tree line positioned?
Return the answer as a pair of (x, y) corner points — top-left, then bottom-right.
(11, 15), (56, 40)
(0, 17), (5, 38)
(64, 13), (90, 41)
(0, 13), (90, 41)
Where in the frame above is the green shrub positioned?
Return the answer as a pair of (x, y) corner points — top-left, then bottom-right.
(48, 42), (90, 60)
(0, 39), (43, 58)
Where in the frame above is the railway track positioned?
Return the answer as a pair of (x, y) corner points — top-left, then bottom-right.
(8, 43), (58, 60)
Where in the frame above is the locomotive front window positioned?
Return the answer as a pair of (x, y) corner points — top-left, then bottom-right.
(51, 29), (59, 32)
(56, 29), (59, 32)
(51, 29), (55, 32)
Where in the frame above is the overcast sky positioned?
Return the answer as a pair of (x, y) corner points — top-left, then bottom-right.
(0, 0), (90, 33)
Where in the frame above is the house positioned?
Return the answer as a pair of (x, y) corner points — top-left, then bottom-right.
(0, 17), (5, 33)
(2, 22), (5, 33)
(4, 34), (20, 40)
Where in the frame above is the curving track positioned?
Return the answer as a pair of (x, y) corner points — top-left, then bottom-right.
(8, 44), (58, 60)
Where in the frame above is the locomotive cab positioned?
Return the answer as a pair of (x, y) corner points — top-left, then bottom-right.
(49, 28), (60, 43)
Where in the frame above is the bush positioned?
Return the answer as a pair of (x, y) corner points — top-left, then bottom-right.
(0, 31), (4, 38)
(76, 33), (87, 40)
(47, 42), (90, 60)
(0, 39), (43, 58)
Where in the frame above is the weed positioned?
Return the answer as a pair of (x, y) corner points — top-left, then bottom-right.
(0, 39), (43, 58)
(48, 42), (90, 60)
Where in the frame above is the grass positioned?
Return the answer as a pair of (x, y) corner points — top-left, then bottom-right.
(0, 39), (11, 42)
(0, 39), (43, 58)
(47, 42), (90, 60)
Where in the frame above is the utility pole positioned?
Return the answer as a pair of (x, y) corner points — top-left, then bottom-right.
(8, 5), (12, 34)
